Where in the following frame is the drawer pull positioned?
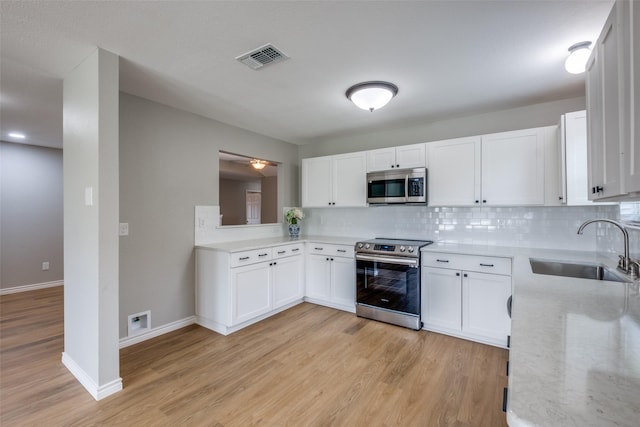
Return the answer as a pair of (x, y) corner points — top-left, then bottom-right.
(315, 247), (324, 250)
(480, 263), (494, 267)
(436, 259), (449, 263)
(258, 253), (269, 257)
(239, 256), (250, 261)
(291, 248), (300, 252)
(277, 251), (286, 254)
(337, 249), (347, 253)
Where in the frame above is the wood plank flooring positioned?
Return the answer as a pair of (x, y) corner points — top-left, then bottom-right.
(1, 287), (508, 426)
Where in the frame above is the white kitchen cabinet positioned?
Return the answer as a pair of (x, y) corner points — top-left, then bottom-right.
(196, 242), (304, 335)
(305, 243), (355, 312)
(586, 0), (640, 200)
(302, 152), (366, 207)
(481, 128), (546, 206)
(366, 143), (426, 172)
(231, 262), (272, 324)
(559, 111), (592, 205)
(427, 127), (553, 207)
(427, 136), (481, 206)
(421, 252), (511, 348)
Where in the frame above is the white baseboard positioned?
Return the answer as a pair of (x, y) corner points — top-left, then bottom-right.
(119, 316), (196, 348)
(61, 352), (123, 401)
(0, 280), (63, 295)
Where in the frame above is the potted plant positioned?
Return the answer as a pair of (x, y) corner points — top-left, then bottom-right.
(285, 207), (304, 238)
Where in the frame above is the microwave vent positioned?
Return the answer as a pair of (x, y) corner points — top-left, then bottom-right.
(236, 43), (289, 70)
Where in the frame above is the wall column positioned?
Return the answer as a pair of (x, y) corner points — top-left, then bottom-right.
(62, 48), (121, 400)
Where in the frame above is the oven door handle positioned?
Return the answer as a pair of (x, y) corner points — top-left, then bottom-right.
(355, 253), (419, 267)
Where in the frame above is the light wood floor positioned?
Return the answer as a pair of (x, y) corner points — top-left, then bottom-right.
(1, 287), (508, 426)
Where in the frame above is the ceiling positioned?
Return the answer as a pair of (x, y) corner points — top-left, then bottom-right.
(0, 0), (614, 149)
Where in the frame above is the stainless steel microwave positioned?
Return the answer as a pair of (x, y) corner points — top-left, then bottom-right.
(366, 168), (427, 205)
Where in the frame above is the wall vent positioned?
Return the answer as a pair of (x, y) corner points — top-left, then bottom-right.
(236, 43), (289, 70)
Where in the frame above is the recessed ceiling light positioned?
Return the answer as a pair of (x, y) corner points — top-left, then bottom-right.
(8, 132), (26, 139)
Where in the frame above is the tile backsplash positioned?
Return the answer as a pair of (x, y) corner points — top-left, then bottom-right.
(302, 204), (634, 254)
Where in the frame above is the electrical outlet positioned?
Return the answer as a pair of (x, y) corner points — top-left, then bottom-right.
(42, 262), (50, 271)
(119, 223), (129, 236)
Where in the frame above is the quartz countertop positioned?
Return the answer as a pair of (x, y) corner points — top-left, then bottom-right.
(195, 235), (361, 253)
(422, 243), (640, 427)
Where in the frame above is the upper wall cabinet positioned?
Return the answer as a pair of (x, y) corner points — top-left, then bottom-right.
(366, 143), (426, 172)
(428, 127), (554, 207)
(559, 111), (596, 206)
(302, 152), (367, 208)
(586, 0), (640, 201)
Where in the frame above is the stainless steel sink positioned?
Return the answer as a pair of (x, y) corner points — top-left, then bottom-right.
(529, 258), (630, 283)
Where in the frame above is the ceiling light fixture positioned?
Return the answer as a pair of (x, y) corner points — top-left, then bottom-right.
(251, 159), (267, 170)
(346, 81), (398, 112)
(564, 41), (592, 74)
(8, 132), (26, 139)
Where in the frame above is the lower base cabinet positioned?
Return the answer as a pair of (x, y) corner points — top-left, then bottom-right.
(305, 243), (356, 312)
(421, 252), (512, 348)
(196, 243), (304, 335)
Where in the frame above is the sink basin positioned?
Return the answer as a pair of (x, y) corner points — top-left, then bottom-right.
(529, 258), (630, 283)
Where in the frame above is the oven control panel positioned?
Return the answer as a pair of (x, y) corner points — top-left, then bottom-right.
(355, 239), (432, 258)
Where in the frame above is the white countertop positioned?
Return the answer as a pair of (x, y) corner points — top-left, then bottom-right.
(423, 243), (640, 427)
(195, 235), (361, 253)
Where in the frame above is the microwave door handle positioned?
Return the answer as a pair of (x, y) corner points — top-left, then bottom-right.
(405, 175), (409, 202)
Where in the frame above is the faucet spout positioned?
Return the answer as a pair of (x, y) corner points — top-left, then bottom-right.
(577, 219), (636, 277)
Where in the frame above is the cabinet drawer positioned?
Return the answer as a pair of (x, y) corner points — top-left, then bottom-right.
(273, 243), (304, 258)
(422, 252), (511, 275)
(307, 243), (354, 258)
(230, 248), (272, 267)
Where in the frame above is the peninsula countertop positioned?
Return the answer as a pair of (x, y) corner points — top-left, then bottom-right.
(195, 235), (361, 253)
(423, 242), (640, 427)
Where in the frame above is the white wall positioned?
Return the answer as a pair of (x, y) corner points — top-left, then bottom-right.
(0, 141), (63, 289)
(63, 48), (121, 399)
(118, 93), (299, 339)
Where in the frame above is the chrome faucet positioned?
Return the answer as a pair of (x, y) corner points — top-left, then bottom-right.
(577, 219), (639, 278)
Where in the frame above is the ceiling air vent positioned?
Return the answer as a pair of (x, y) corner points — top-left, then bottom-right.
(236, 43), (289, 70)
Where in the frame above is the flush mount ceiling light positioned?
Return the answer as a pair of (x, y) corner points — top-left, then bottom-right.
(250, 159), (267, 170)
(564, 41), (592, 74)
(345, 81), (398, 112)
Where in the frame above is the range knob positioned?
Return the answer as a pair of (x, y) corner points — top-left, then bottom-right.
(357, 243), (364, 249)
(399, 246), (406, 252)
(365, 243), (371, 249)
(407, 246), (415, 253)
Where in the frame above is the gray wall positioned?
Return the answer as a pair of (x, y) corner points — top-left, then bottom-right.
(261, 176), (278, 224)
(0, 141), (63, 289)
(119, 93), (299, 338)
(219, 178), (261, 225)
(299, 96), (586, 158)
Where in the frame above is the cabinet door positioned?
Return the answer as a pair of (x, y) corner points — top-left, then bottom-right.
(367, 147), (396, 171)
(462, 271), (511, 347)
(587, 3), (623, 200)
(231, 262), (272, 325)
(564, 111), (592, 205)
(302, 156), (332, 207)
(306, 254), (331, 300)
(624, 0), (640, 193)
(332, 152), (367, 207)
(427, 137), (481, 206)
(421, 267), (462, 331)
(395, 143), (427, 169)
(272, 255), (304, 309)
(481, 128), (545, 205)
(330, 256), (356, 309)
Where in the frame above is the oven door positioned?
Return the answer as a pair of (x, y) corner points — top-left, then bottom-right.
(355, 254), (420, 315)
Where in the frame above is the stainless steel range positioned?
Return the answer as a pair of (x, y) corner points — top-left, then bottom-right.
(354, 238), (433, 330)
